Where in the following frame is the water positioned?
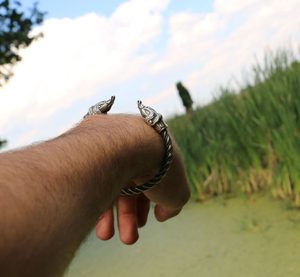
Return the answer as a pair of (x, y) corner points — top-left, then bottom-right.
(65, 195), (300, 277)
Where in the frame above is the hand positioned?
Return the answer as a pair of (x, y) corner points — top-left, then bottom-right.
(95, 142), (190, 244)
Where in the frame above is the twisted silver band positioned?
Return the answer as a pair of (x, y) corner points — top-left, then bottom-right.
(84, 96), (173, 196)
(121, 127), (173, 196)
(121, 100), (173, 196)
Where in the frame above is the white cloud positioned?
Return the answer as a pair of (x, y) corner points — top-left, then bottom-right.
(145, 86), (175, 106)
(15, 129), (39, 147)
(2, 0), (300, 149)
(151, 11), (223, 73)
(214, 0), (260, 15)
(0, 0), (170, 133)
(150, 0), (300, 107)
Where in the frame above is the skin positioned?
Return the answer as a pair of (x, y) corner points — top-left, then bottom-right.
(0, 114), (190, 277)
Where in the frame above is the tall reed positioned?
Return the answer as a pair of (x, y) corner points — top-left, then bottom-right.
(168, 50), (300, 207)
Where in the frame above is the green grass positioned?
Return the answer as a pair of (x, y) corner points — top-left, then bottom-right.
(168, 49), (300, 208)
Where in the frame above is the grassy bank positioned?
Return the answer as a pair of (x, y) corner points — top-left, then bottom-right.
(168, 50), (300, 208)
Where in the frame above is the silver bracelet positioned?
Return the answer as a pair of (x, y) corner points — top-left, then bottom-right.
(84, 96), (115, 117)
(84, 96), (173, 196)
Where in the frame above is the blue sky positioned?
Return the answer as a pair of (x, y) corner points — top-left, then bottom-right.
(1, 0), (300, 150)
(22, 0), (213, 18)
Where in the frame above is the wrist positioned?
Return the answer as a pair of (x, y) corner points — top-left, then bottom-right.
(80, 114), (164, 194)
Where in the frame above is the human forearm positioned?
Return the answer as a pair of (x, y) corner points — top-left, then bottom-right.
(0, 114), (164, 276)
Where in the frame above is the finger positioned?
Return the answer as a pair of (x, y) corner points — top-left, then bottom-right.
(96, 208), (115, 240)
(154, 204), (181, 222)
(136, 194), (150, 228)
(117, 196), (139, 245)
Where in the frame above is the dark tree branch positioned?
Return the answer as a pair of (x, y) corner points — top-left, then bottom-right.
(0, 0), (46, 86)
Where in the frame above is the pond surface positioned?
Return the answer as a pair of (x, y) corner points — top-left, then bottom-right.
(65, 195), (300, 277)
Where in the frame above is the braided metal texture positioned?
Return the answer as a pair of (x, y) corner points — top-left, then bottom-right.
(120, 129), (173, 196)
(84, 96), (173, 196)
